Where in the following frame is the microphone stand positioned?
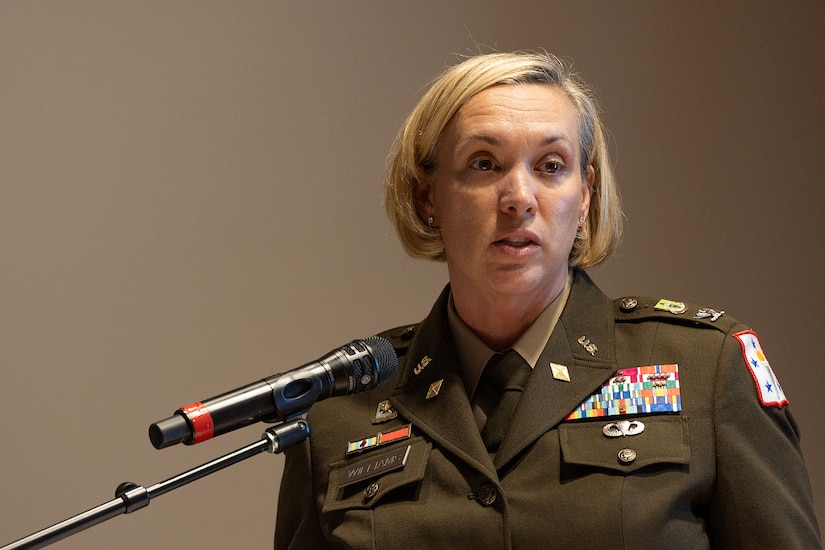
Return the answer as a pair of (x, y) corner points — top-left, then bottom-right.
(1, 418), (310, 550)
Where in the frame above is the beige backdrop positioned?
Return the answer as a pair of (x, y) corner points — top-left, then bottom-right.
(2, 1), (822, 548)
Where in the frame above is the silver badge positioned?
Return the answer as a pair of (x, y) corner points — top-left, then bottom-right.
(602, 420), (645, 438)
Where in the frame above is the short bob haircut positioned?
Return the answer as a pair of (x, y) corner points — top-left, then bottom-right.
(384, 51), (622, 268)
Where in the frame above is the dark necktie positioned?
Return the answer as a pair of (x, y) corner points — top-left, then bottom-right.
(479, 350), (532, 454)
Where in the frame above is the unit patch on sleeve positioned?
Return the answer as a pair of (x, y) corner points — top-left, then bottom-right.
(733, 330), (788, 408)
(565, 364), (681, 420)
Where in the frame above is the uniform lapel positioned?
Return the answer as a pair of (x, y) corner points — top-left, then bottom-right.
(391, 286), (496, 477)
(390, 272), (619, 476)
(494, 271), (618, 470)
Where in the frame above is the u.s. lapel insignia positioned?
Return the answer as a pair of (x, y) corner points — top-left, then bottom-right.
(551, 363), (571, 382)
(347, 424), (412, 455)
(577, 336), (598, 356)
(414, 355), (432, 375)
(372, 400), (398, 424)
(425, 379), (443, 399)
(565, 364), (681, 420)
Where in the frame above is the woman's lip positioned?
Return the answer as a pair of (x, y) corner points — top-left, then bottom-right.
(496, 236), (533, 246)
(493, 230), (540, 246)
(492, 238), (541, 256)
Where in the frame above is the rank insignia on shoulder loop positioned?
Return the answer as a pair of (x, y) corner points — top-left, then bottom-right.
(347, 424), (412, 455)
(733, 330), (788, 408)
(565, 364), (681, 420)
(695, 308), (724, 322)
(372, 400), (398, 424)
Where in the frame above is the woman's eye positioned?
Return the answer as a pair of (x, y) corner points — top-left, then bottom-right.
(540, 161), (562, 173)
(470, 158), (495, 171)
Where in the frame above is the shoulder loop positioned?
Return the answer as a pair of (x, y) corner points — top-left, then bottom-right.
(613, 296), (738, 333)
(375, 324), (418, 359)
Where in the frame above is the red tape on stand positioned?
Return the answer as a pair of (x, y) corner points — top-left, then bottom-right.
(180, 402), (214, 444)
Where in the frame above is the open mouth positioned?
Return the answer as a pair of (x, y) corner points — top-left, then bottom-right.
(497, 237), (534, 248)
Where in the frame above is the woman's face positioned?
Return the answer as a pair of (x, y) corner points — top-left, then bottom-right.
(419, 84), (592, 307)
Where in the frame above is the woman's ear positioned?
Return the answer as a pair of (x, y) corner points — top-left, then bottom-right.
(413, 176), (435, 226)
(580, 165), (594, 219)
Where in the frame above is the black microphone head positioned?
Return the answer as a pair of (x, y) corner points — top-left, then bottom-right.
(354, 336), (398, 391)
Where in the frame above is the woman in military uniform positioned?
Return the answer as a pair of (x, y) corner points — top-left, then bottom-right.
(274, 51), (821, 549)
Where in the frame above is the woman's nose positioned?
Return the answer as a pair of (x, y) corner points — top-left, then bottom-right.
(500, 166), (538, 216)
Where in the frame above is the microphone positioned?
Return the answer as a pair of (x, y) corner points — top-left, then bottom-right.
(148, 336), (398, 450)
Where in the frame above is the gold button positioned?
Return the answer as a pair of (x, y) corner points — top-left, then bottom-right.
(363, 482), (379, 499)
(618, 448), (637, 464)
(478, 483), (497, 506)
(619, 297), (638, 312)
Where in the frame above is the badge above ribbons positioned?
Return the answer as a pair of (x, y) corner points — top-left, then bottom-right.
(733, 330), (788, 408)
(565, 364), (681, 421)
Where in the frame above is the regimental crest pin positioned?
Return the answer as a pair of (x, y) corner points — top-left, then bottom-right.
(372, 400), (398, 424)
(654, 299), (687, 314)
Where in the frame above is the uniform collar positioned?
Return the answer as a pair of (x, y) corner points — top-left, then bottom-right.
(448, 271), (572, 372)
(391, 269), (617, 477)
(447, 270), (574, 427)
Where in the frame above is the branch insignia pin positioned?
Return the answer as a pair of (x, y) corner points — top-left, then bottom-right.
(425, 379), (444, 399)
(551, 363), (571, 382)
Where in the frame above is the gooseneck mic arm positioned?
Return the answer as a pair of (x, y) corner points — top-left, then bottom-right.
(1, 336), (398, 550)
(0, 420), (310, 550)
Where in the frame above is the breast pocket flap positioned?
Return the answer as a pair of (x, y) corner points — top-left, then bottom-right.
(559, 416), (690, 473)
(323, 437), (431, 512)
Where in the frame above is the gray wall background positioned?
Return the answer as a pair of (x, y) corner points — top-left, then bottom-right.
(2, 2), (822, 547)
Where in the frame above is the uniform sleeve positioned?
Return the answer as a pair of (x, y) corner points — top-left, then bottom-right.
(274, 438), (331, 549)
(708, 329), (821, 548)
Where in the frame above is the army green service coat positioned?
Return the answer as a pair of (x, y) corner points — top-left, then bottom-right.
(275, 270), (820, 549)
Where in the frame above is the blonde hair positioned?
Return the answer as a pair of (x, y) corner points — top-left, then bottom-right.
(384, 51), (622, 267)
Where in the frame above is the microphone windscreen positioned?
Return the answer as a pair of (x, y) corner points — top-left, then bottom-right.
(364, 336), (398, 385)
